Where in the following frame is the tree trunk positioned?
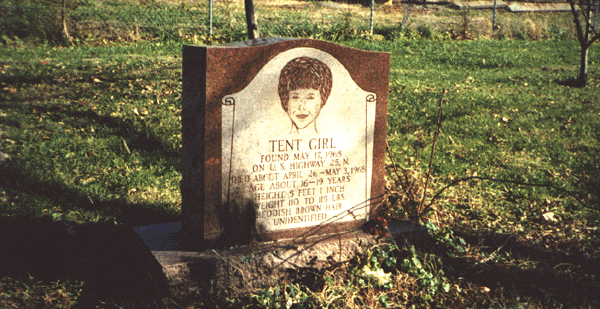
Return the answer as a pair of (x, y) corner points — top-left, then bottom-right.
(577, 42), (589, 86)
(562, 0), (600, 87)
(567, 0), (591, 87)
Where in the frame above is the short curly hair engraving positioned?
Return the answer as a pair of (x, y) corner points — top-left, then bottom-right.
(278, 57), (333, 112)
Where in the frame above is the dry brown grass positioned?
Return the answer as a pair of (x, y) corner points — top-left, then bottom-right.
(154, 0), (576, 42)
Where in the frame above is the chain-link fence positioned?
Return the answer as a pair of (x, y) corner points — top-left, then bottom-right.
(0, 0), (579, 46)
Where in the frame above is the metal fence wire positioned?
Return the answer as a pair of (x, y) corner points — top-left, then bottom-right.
(0, 0), (583, 45)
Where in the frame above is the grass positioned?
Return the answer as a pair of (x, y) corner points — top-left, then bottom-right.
(379, 39), (600, 223)
(1, 0), (600, 307)
(1, 42), (183, 225)
(0, 276), (84, 308)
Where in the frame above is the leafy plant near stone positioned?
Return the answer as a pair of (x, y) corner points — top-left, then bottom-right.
(243, 237), (461, 308)
(252, 283), (317, 309)
(425, 221), (467, 258)
(399, 245), (451, 299)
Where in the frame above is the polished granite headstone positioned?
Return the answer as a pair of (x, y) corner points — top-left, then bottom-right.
(182, 38), (389, 248)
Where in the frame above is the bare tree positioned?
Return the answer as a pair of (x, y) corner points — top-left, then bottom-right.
(562, 0), (600, 87)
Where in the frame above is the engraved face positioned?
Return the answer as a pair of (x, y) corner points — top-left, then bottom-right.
(287, 88), (322, 130)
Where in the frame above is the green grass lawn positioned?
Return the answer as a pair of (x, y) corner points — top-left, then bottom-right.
(1, 42), (183, 225)
(3, 39), (597, 226)
(2, 37), (599, 308)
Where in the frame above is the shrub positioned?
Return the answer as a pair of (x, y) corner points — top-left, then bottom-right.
(417, 24), (432, 39)
(0, 0), (69, 44)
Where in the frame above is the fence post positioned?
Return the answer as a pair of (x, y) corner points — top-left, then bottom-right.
(492, 0), (498, 30)
(245, 0), (260, 39)
(370, 0), (375, 35)
(400, 4), (411, 31)
(209, 0), (213, 37)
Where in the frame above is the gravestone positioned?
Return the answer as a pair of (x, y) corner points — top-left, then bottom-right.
(182, 38), (389, 249)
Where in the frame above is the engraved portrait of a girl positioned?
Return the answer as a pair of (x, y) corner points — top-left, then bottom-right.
(278, 57), (332, 134)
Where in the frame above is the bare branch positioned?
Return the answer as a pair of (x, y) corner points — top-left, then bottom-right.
(419, 176), (597, 218)
(418, 88), (447, 216)
(570, 0), (586, 43)
(579, 0), (600, 37)
(385, 140), (411, 197)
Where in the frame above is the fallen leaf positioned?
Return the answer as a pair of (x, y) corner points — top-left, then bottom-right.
(542, 212), (557, 222)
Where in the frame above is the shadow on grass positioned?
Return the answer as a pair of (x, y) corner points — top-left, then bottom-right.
(0, 88), (182, 224)
(24, 101), (180, 158)
(0, 160), (179, 306)
(0, 62), (186, 305)
(569, 129), (600, 213)
(556, 77), (587, 88)
(429, 230), (600, 307)
(0, 165), (179, 226)
(0, 216), (170, 307)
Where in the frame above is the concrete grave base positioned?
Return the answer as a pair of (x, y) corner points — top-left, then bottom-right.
(134, 221), (426, 299)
